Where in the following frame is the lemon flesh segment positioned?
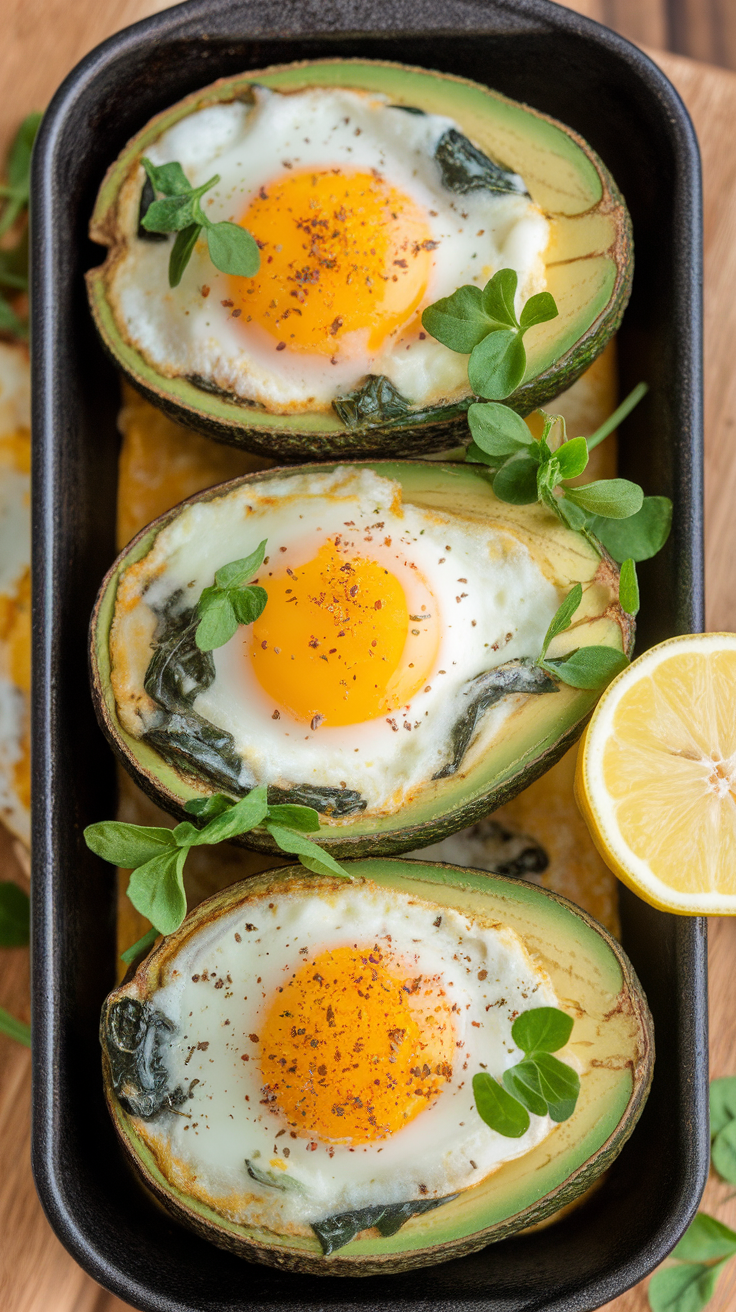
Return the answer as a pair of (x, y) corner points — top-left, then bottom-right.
(576, 634), (736, 914)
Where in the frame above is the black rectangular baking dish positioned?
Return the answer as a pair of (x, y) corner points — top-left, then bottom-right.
(30, 0), (707, 1308)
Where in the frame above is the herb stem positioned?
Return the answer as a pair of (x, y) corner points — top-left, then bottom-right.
(586, 382), (648, 451)
(0, 1004), (31, 1046)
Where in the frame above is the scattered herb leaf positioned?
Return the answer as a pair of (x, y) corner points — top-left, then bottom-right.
(0, 881), (30, 947)
(619, 558), (640, 615)
(537, 584), (630, 690)
(563, 478), (644, 519)
(648, 1260), (731, 1312)
(422, 267), (557, 400)
(671, 1213), (736, 1264)
(512, 1006), (574, 1054)
(472, 1071), (530, 1138)
(84, 791), (352, 940)
(588, 496), (673, 563)
(0, 112), (42, 339)
(195, 540), (268, 651)
(246, 1159), (306, 1193)
(140, 156), (260, 288)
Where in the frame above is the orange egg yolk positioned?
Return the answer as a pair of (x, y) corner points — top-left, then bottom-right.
(259, 944), (456, 1144)
(248, 540), (438, 726)
(228, 168), (435, 356)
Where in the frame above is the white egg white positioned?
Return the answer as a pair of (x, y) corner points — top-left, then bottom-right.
(112, 467), (560, 814)
(137, 881), (559, 1231)
(110, 86), (549, 413)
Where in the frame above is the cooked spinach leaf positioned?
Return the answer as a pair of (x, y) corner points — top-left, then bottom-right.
(144, 710), (251, 795)
(333, 374), (412, 428)
(245, 1159), (306, 1193)
(266, 784), (366, 817)
(435, 128), (528, 197)
(144, 607), (215, 710)
(312, 1195), (457, 1255)
(102, 997), (188, 1119)
(434, 659), (557, 779)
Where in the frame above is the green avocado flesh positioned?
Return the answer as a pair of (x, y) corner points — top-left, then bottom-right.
(89, 460), (632, 858)
(87, 59), (632, 460)
(101, 861), (654, 1275)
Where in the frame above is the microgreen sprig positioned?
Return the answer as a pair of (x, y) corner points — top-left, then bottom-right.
(195, 540), (268, 652)
(84, 788), (352, 957)
(141, 157), (260, 289)
(536, 582), (630, 690)
(473, 1007), (580, 1138)
(421, 268), (558, 399)
(0, 882), (31, 1045)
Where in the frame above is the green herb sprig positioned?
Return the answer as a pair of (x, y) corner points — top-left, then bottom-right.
(536, 582), (630, 690)
(195, 541), (268, 651)
(141, 158), (260, 289)
(84, 788), (352, 957)
(710, 1076), (736, 1190)
(422, 268), (558, 400)
(472, 1006), (580, 1138)
(0, 112), (42, 340)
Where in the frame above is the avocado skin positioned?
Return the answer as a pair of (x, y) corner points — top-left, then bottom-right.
(86, 59), (634, 461)
(101, 861), (654, 1275)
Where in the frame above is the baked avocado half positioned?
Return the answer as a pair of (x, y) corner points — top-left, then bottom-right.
(89, 459), (633, 858)
(100, 860), (654, 1275)
(86, 59), (633, 461)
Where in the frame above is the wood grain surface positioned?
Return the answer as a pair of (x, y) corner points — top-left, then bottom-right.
(2, 2), (736, 1309)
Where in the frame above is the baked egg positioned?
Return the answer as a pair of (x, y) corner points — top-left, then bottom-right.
(108, 85), (548, 415)
(109, 465), (560, 816)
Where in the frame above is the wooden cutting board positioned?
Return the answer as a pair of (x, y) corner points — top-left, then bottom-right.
(1, 8), (736, 1309)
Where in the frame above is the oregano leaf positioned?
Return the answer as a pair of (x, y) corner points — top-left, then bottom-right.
(84, 821), (176, 869)
(543, 646), (629, 690)
(564, 478), (644, 520)
(539, 583), (582, 660)
(512, 1006), (573, 1054)
(214, 541), (267, 589)
(519, 290), (558, 330)
(206, 221), (261, 278)
(472, 1072), (530, 1138)
(262, 823), (352, 879)
(555, 436), (589, 481)
(712, 1118), (736, 1186)
(468, 329), (527, 400)
(671, 1212), (736, 1263)
(467, 401), (533, 457)
(531, 1052), (580, 1122)
(618, 558), (640, 615)
(265, 803), (321, 833)
(648, 1260), (730, 1312)
(231, 586), (268, 626)
(587, 496), (673, 563)
(169, 223), (201, 287)
(195, 594), (239, 651)
(481, 268), (520, 327)
(142, 157), (191, 197)
(142, 192), (198, 233)
(710, 1076), (736, 1139)
(503, 1061), (547, 1117)
(184, 793), (234, 820)
(190, 786), (270, 845)
(126, 848), (188, 936)
(421, 284), (501, 353)
(492, 455), (539, 505)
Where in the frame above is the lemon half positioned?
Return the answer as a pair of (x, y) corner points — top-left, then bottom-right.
(575, 633), (736, 915)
